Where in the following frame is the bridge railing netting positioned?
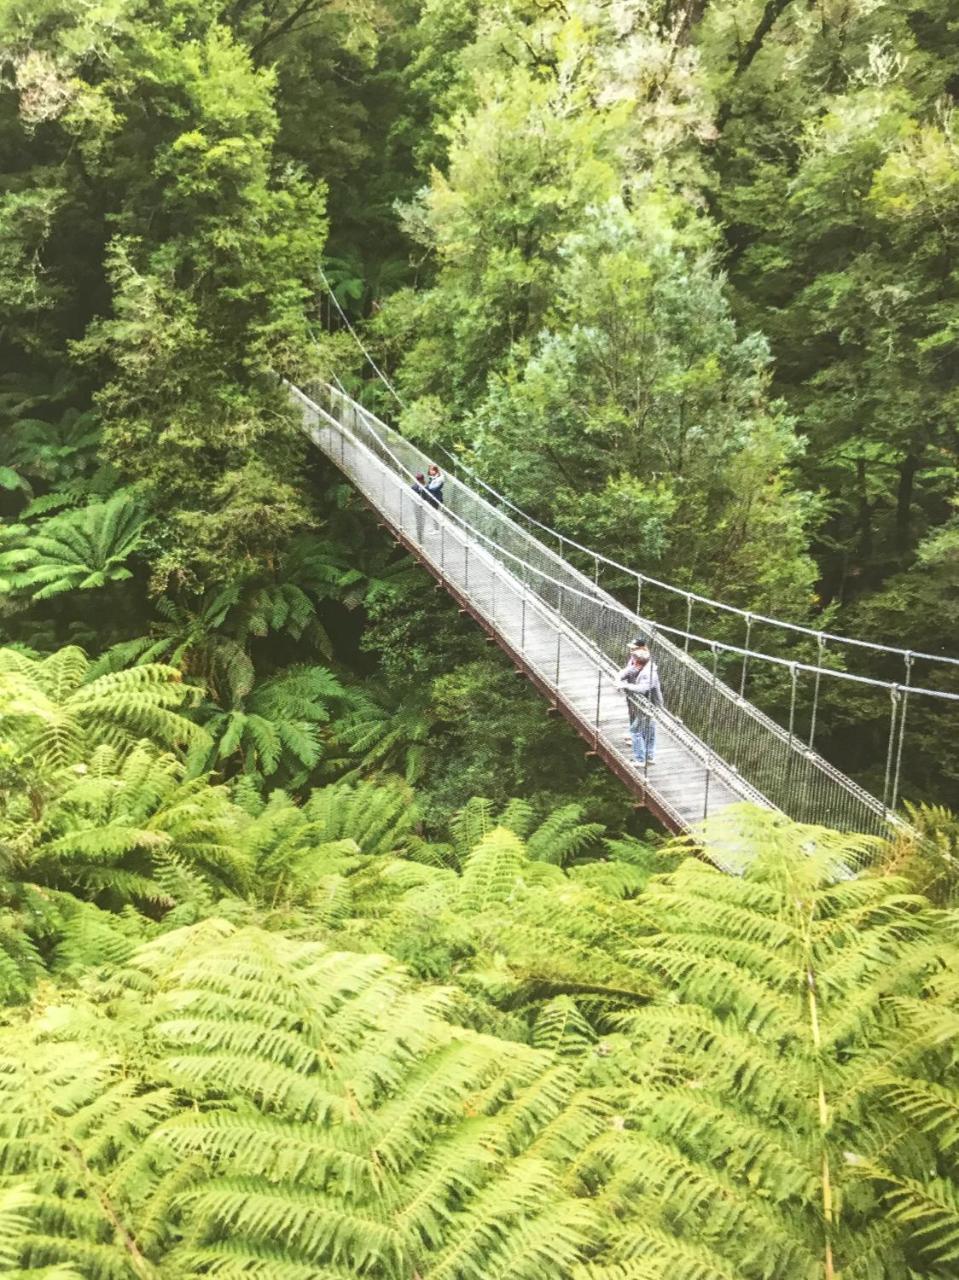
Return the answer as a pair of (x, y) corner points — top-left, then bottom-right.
(294, 382), (899, 840)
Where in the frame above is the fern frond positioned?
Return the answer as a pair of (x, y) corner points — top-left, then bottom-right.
(861, 1164), (959, 1270)
(450, 797), (497, 866)
(304, 780), (417, 856)
(0, 491), (146, 603)
(0, 924), (603, 1274)
(0, 646), (201, 771)
(532, 997), (596, 1059)
(497, 798), (535, 838)
(525, 804), (605, 866)
(458, 826), (526, 912)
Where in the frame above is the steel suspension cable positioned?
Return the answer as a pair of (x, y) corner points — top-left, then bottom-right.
(703, 644), (720, 819)
(310, 380), (959, 706)
(808, 635), (825, 750)
(315, 276), (958, 679)
(882, 687), (900, 814)
(785, 664), (799, 795)
(891, 655), (914, 812)
(739, 614), (753, 699)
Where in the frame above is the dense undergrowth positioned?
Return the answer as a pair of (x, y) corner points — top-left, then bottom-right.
(1, 640), (958, 1275)
(1, 0), (958, 1275)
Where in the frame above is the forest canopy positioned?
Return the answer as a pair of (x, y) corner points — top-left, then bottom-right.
(1, 1), (958, 1276)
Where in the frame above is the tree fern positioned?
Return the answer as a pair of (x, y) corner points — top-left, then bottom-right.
(0, 644), (204, 770)
(0, 924), (603, 1277)
(201, 664), (348, 784)
(589, 805), (959, 1280)
(234, 788), (361, 919)
(331, 686), (434, 785)
(0, 490), (146, 600)
(458, 826), (526, 912)
(883, 802), (959, 906)
(89, 587), (254, 708)
(347, 816), (654, 1017)
(0, 404), (101, 506)
(462, 881), (655, 1021)
(860, 1167), (959, 1274)
(304, 779), (419, 857)
(448, 797), (604, 871)
(450, 797), (497, 868)
(0, 895), (46, 1001)
(11, 743), (247, 906)
(532, 997), (596, 1060)
(525, 803), (605, 866)
(0, 739), (248, 995)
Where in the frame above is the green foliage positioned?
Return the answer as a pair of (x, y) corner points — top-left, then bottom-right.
(0, 492), (147, 601)
(346, 803), (657, 1018)
(2, 804), (956, 1277)
(231, 788), (360, 920)
(449, 795), (605, 870)
(303, 778), (420, 858)
(596, 806), (959, 1279)
(707, 1), (959, 599)
(0, 922), (604, 1277)
(1, 742), (244, 910)
(0, 645), (203, 770)
(329, 685), (435, 784)
(2, 2), (959, 1272)
(201, 663), (348, 784)
(458, 825), (526, 912)
(91, 587), (255, 704)
(0, 0), (331, 589)
(0, 404), (101, 503)
(882, 803), (959, 906)
(376, 6), (820, 620)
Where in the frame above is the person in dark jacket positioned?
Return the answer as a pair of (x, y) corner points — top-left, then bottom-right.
(426, 463), (444, 506)
(616, 637), (664, 767)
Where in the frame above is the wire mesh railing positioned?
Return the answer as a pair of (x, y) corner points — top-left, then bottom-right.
(292, 381), (924, 840)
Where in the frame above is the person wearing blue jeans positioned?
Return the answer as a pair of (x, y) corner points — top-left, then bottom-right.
(616, 638), (664, 767)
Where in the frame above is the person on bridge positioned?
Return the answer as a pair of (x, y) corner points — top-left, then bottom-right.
(411, 472), (433, 539)
(617, 638), (663, 768)
(413, 471), (439, 509)
(426, 464), (444, 506)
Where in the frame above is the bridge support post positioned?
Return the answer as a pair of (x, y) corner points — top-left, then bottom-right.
(702, 643), (719, 820)
(594, 665), (602, 749)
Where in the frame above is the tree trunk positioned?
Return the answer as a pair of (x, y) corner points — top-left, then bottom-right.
(895, 451), (920, 550)
(856, 455), (873, 565)
(716, 0), (795, 130)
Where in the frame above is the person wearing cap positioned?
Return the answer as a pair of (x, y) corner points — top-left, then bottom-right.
(616, 638), (664, 767)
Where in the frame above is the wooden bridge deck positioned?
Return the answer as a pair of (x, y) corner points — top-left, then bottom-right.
(406, 516), (752, 830)
(300, 397), (768, 832)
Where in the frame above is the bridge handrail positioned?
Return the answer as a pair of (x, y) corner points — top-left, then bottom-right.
(315, 270), (955, 675)
(435, 447), (959, 669)
(316, 385), (955, 702)
(295, 383), (780, 822)
(295, 381), (929, 836)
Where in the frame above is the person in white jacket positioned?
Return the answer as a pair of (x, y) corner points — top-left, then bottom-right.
(616, 637), (664, 767)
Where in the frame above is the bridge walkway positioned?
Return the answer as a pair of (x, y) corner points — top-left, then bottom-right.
(293, 383), (774, 831)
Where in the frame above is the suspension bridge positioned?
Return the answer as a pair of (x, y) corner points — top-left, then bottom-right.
(291, 381), (958, 839)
